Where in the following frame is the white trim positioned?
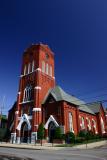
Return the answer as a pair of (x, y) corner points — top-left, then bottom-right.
(53, 76), (55, 79)
(44, 115), (59, 129)
(18, 92), (21, 95)
(19, 100), (34, 104)
(20, 68), (41, 78)
(15, 111), (19, 115)
(18, 116), (32, 120)
(36, 68), (41, 72)
(33, 108), (41, 112)
(17, 114), (31, 131)
(34, 86), (41, 90)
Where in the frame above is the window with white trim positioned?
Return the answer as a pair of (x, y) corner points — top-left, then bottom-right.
(81, 117), (85, 129)
(101, 117), (105, 133)
(32, 60), (35, 72)
(46, 63), (49, 75)
(42, 61), (45, 73)
(24, 65), (27, 75)
(23, 85), (33, 102)
(49, 65), (52, 76)
(69, 112), (74, 132)
(28, 63), (31, 74)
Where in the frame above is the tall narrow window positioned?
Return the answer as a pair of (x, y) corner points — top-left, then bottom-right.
(46, 63), (48, 75)
(42, 61), (45, 73)
(81, 117), (85, 129)
(101, 117), (105, 133)
(23, 85), (33, 102)
(32, 60), (35, 72)
(28, 63), (31, 74)
(49, 65), (52, 76)
(69, 112), (74, 132)
(24, 65), (27, 75)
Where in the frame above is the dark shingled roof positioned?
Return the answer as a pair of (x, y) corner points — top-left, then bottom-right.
(42, 86), (95, 115)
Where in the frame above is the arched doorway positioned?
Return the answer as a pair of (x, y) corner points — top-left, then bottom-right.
(48, 121), (56, 142)
(21, 122), (29, 143)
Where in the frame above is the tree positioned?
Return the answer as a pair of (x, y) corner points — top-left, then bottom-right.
(37, 123), (45, 146)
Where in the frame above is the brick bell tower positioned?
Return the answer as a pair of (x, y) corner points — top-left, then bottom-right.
(12, 43), (55, 143)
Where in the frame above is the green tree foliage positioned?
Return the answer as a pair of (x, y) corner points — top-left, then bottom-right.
(65, 132), (75, 143)
(37, 123), (45, 140)
(54, 127), (62, 139)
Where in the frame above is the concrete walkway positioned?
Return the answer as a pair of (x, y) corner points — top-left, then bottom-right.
(0, 140), (107, 150)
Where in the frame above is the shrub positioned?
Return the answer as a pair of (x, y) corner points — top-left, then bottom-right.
(54, 127), (62, 139)
(37, 123), (45, 141)
(65, 132), (75, 144)
(0, 128), (7, 141)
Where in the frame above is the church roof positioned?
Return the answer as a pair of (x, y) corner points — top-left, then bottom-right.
(86, 102), (102, 113)
(42, 86), (95, 115)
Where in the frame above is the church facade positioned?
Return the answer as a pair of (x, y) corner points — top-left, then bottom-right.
(8, 43), (107, 143)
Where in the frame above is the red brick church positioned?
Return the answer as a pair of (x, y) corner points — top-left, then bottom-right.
(8, 43), (107, 143)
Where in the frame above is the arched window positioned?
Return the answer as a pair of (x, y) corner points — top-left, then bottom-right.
(81, 117), (85, 129)
(46, 63), (49, 75)
(42, 61), (45, 73)
(69, 112), (74, 132)
(92, 119), (97, 134)
(32, 60), (35, 72)
(49, 65), (52, 76)
(23, 85), (33, 102)
(24, 65), (27, 75)
(101, 117), (105, 133)
(86, 118), (91, 130)
(28, 63), (31, 74)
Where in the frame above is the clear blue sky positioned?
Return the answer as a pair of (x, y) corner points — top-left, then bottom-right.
(0, 0), (107, 115)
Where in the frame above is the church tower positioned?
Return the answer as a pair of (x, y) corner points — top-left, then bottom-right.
(12, 43), (55, 143)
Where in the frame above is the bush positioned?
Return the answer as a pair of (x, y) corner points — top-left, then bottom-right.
(37, 123), (45, 140)
(65, 132), (75, 144)
(75, 136), (85, 143)
(0, 128), (7, 141)
(54, 127), (62, 139)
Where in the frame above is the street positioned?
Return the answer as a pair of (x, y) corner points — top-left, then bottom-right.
(0, 144), (107, 160)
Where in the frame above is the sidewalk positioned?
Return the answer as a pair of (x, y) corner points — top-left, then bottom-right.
(0, 140), (107, 150)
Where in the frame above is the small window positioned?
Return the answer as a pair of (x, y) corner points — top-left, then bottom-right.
(46, 63), (49, 75)
(42, 61), (45, 73)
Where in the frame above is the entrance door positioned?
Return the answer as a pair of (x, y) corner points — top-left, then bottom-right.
(21, 122), (28, 143)
(48, 121), (56, 143)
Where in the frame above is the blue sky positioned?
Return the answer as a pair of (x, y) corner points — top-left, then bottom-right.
(0, 0), (107, 114)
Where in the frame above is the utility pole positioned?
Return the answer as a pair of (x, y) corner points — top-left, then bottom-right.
(0, 96), (5, 128)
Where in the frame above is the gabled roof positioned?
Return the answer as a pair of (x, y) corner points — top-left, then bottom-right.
(42, 86), (95, 115)
(86, 102), (102, 113)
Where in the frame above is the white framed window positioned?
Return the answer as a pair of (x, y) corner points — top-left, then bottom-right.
(23, 85), (33, 102)
(101, 117), (105, 134)
(46, 63), (49, 75)
(24, 65), (27, 75)
(42, 61), (45, 73)
(32, 60), (35, 72)
(28, 63), (31, 74)
(49, 65), (52, 76)
(81, 117), (85, 129)
(69, 112), (74, 132)
(86, 118), (91, 130)
(92, 119), (97, 133)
